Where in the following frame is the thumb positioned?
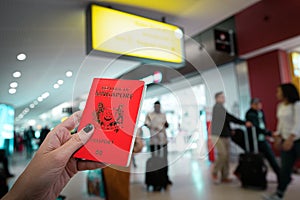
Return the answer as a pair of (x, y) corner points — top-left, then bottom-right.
(59, 124), (94, 158)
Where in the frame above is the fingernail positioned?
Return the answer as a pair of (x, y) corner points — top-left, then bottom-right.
(83, 124), (93, 133)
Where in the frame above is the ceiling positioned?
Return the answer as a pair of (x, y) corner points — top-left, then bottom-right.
(0, 0), (261, 125)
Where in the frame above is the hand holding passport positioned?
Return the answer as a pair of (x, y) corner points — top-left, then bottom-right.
(73, 78), (145, 167)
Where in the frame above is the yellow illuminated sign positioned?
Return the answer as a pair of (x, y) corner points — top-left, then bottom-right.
(89, 4), (184, 64)
(291, 52), (300, 92)
(292, 52), (300, 77)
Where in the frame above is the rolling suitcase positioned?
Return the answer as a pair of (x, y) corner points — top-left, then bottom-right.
(145, 145), (168, 191)
(238, 127), (267, 190)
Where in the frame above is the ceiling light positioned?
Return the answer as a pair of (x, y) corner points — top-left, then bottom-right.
(53, 84), (59, 89)
(24, 108), (30, 113)
(13, 71), (22, 78)
(66, 71), (73, 77)
(28, 119), (36, 126)
(57, 80), (64, 85)
(39, 113), (48, 121)
(10, 82), (18, 88)
(37, 96), (43, 102)
(42, 92), (50, 99)
(8, 88), (16, 94)
(33, 101), (38, 105)
(17, 53), (26, 61)
(29, 104), (35, 109)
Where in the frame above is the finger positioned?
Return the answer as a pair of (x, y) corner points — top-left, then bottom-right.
(58, 123), (94, 158)
(77, 161), (106, 171)
(59, 111), (83, 131)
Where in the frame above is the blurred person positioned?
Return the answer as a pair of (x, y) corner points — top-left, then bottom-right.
(24, 126), (35, 158)
(145, 101), (172, 185)
(1, 111), (105, 200)
(16, 133), (24, 152)
(0, 149), (14, 178)
(39, 125), (50, 146)
(211, 91), (252, 184)
(263, 83), (300, 200)
(246, 98), (280, 181)
(233, 98), (280, 182)
(132, 126), (144, 168)
(13, 131), (17, 152)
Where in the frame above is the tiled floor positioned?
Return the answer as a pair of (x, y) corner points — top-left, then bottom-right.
(6, 150), (300, 200)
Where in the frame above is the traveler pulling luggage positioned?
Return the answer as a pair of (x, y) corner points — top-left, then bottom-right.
(145, 145), (168, 192)
(237, 127), (268, 190)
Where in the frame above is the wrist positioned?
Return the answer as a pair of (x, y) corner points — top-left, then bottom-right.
(4, 168), (35, 200)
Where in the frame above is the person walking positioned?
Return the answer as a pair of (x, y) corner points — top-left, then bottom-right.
(39, 125), (50, 146)
(24, 126), (35, 159)
(145, 101), (172, 186)
(244, 98), (280, 182)
(211, 91), (252, 184)
(263, 83), (300, 200)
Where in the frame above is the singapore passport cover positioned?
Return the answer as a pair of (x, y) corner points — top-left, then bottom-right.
(73, 78), (145, 167)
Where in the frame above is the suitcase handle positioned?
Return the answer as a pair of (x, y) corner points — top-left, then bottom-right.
(244, 126), (259, 153)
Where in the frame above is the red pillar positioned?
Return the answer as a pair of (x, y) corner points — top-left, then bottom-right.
(247, 50), (291, 131)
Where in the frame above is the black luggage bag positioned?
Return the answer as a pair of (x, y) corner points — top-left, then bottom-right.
(237, 127), (267, 190)
(0, 152), (9, 198)
(0, 173), (8, 198)
(145, 145), (168, 191)
(232, 128), (247, 151)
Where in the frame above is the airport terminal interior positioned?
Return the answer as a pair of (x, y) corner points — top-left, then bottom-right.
(1, 0), (300, 199)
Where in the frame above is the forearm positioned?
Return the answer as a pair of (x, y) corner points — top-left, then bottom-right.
(2, 155), (58, 200)
(258, 127), (272, 136)
(227, 112), (245, 125)
(2, 171), (32, 200)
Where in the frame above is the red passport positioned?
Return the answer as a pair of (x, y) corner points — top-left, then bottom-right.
(73, 78), (145, 167)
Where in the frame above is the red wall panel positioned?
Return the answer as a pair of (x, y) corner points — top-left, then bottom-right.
(236, 0), (300, 55)
(278, 50), (292, 83)
(247, 50), (284, 130)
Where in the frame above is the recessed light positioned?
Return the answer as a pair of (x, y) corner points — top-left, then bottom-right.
(24, 108), (30, 112)
(13, 71), (22, 78)
(42, 92), (50, 99)
(28, 119), (36, 126)
(66, 71), (73, 77)
(10, 82), (18, 88)
(29, 104), (35, 109)
(33, 100), (38, 105)
(53, 84), (59, 89)
(17, 53), (26, 61)
(8, 88), (16, 94)
(37, 97), (43, 102)
(57, 80), (64, 85)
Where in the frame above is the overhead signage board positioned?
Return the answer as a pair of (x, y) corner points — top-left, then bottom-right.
(87, 4), (185, 66)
